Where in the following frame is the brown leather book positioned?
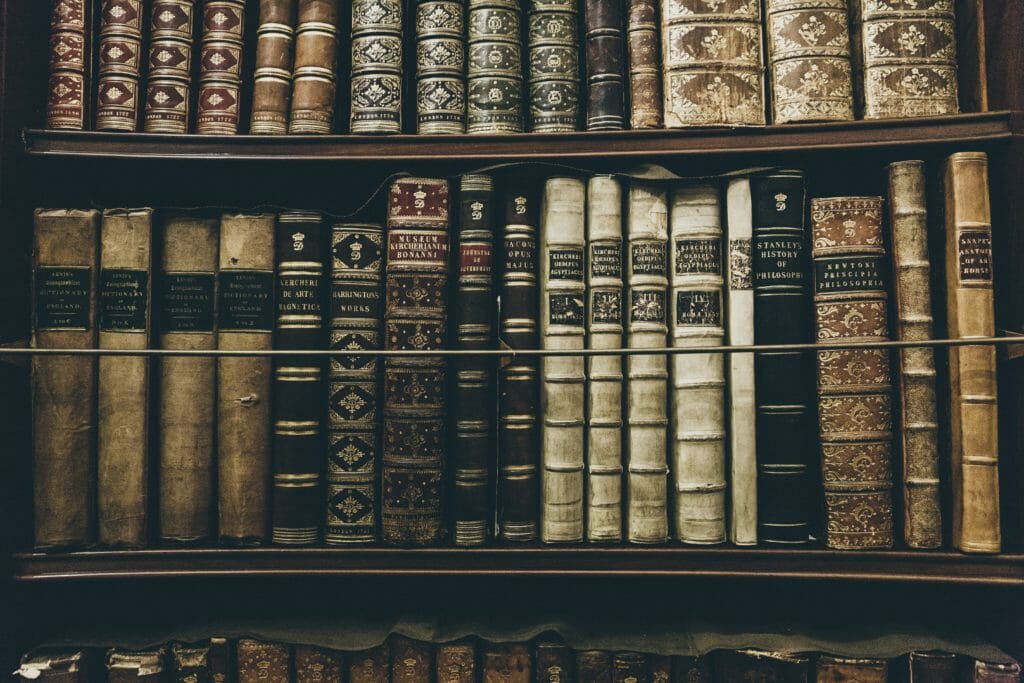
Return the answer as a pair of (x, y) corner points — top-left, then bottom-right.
(349, 643), (391, 683)
(535, 639), (573, 683)
(95, 0), (145, 131)
(392, 637), (434, 683)
(350, 0), (404, 133)
(649, 656), (670, 683)
(483, 644), (531, 683)
(295, 647), (344, 683)
(585, 0), (627, 130)
(106, 647), (168, 683)
(671, 656), (712, 682)
(144, 0), (197, 133)
(908, 651), (957, 682)
(816, 656), (887, 683)
(577, 651), (611, 683)
(437, 641), (476, 683)
(47, 0), (92, 129)
(170, 640), (229, 683)
(196, 0), (247, 133)
(290, 0), (341, 134)
(970, 660), (1022, 683)
(251, 0), (298, 134)
(714, 650), (811, 683)
(626, 0), (663, 129)
(238, 640), (290, 683)
(18, 649), (93, 683)
(613, 653), (648, 683)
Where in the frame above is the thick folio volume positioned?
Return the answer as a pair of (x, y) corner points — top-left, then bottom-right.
(32, 209), (99, 550)
(196, 0), (247, 134)
(468, 0), (524, 133)
(416, 0), (467, 134)
(351, 0), (403, 133)
(47, 0), (92, 129)
(95, 0), (145, 131)
(811, 196), (894, 550)
(251, 0), (298, 134)
(585, 0), (627, 130)
(145, 0), (197, 133)
(626, 0), (663, 129)
(290, 0), (340, 134)
(528, 0), (580, 132)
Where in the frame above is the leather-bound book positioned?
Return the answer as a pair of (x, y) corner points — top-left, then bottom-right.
(416, 0), (467, 134)
(327, 222), (383, 544)
(714, 650), (811, 683)
(540, 176), (586, 543)
(752, 171), (812, 545)
(908, 652), (957, 682)
(498, 180), (541, 543)
(97, 208), (153, 548)
(437, 641), (476, 683)
(106, 648), (168, 683)
(626, 182), (670, 544)
(351, 0), (403, 133)
(888, 160), (941, 549)
(47, 0), (92, 129)
(765, 0), (853, 123)
(613, 653), (648, 683)
(295, 647), (344, 683)
(660, 0), (766, 127)
(626, 0), (662, 129)
(391, 637), (433, 683)
(251, 0), (298, 134)
(484, 644), (532, 683)
(944, 152), (1000, 553)
(671, 656), (712, 682)
(853, 0), (958, 119)
(33, 209), (99, 551)
(18, 650), (92, 683)
(238, 640), (290, 683)
(217, 213), (276, 545)
(170, 640), (227, 683)
(528, 0), (580, 132)
(290, 0), (340, 134)
(811, 196), (894, 549)
(577, 651), (612, 683)
(669, 185), (726, 545)
(969, 660), (1022, 683)
(586, 175), (624, 543)
(196, 0), (247, 134)
(95, 0), (145, 131)
(816, 656), (887, 683)
(649, 656), (670, 683)
(272, 211), (326, 546)
(453, 174), (498, 546)
(585, 0), (626, 130)
(144, 0), (197, 133)
(159, 216), (218, 545)
(382, 178), (451, 546)
(467, 0), (524, 133)
(535, 640), (573, 683)
(350, 643), (391, 683)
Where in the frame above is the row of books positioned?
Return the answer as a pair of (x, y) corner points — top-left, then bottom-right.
(30, 153), (999, 553)
(46, 0), (962, 134)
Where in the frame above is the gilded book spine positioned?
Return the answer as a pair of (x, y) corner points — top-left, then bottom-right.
(416, 0), (467, 134)
(535, 640), (573, 683)
(382, 178), (451, 546)
(196, 0), (247, 133)
(144, 0), (196, 133)
(238, 640), (291, 683)
(98, 208), (153, 548)
(483, 645), (531, 683)
(32, 209), (99, 550)
(351, 0), (403, 133)
(217, 213), (276, 545)
(669, 185), (726, 544)
(251, 0), (297, 134)
(612, 653), (648, 683)
(577, 651), (612, 683)
(626, 0), (663, 129)
(437, 642), (476, 683)
(349, 644), (391, 683)
(811, 196), (894, 550)
(468, 0), (524, 133)
(47, 0), (91, 129)
(944, 151), (1000, 553)
(391, 638), (433, 683)
(295, 647), (344, 683)
(290, 0), (340, 134)
(170, 640), (221, 683)
(95, 0), (145, 131)
(585, 0), (627, 130)
(528, 0), (580, 132)
(540, 177), (586, 543)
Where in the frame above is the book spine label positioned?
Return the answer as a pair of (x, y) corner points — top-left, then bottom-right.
(251, 0), (297, 134)
(351, 0), (403, 133)
(349, 644), (391, 683)
(145, 0), (196, 133)
(237, 640), (291, 683)
(585, 0), (627, 130)
(467, 0), (524, 133)
(47, 0), (91, 129)
(626, 0), (663, 129)
(416, 0), (467, 134)
(528, 0), (580, 132)
(482, 645), (531, 683)
(95, 0), (145, 131)
(196, 0), (246, 134)
(436, 642), (476, 683)
(290, 0), (340, 134)
(295, 647), (344, 683)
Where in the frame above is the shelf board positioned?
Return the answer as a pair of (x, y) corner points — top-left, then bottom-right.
(21, 112), (1021, 162)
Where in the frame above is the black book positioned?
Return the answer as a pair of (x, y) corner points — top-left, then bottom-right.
(584, 0), (627, 130)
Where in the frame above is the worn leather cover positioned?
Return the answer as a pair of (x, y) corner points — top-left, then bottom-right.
(95, 0), (144, 131)
(436, 641), (476, 683)
(649, 655), (670, 683)
(145, 0), (196, 133)
(251, 0), (297, 134)
(290, 0), (340, 134)
(196, 0), (247, 133)
(295, 646), (344, 683)
(18, 650), (92, 683)
(169, 640), (219, 683)
(535, 640), (574, 683)
(391, 637), (433, 683)
(467, 0), (524, 133)
(483, 644), (531, 683)
(351, 0), (403, 133)
(238, 640), (290, 683)
(416, 0), (467, 134)
(585, 0), (626, 130)
(816, 656), (888, 683)
(626, 0), (663, 129)
(971, 660), (1023, 683)
(106, 647), (167, 683)
(349, 643), (391, 683)
(908, 651), (957, 682)
(577, 651), (612, 683)
(613, 653), (648, 683)
(714, 650), (811, 683)
(47, 0), (92, 129)
(528, 0), (581, 132)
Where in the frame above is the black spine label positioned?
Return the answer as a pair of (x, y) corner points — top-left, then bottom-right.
(278, 273), (325, 318)
(504, 235), (537, 272)
(549, 248), (584, 281)
(100, 268), (148, 332)
(674, 239), (721, 275)
(333, 232), (382, 272)
(812, 255), (886, 294)
(218, 270), (274, 331)
(630, 240), (666, 276)
(754, 235), (806, 287)
(332, 284), (382, 320)
(675, 290), (721, 327)
(160, 273), (215, 333)
(630, 290), (665, 323)
(590, 289), (621, 325)
(36, 266), (91, 330)
(549, 293), (584, 325)
(590, 243), (622, 278)
(958, 230), (993, 282)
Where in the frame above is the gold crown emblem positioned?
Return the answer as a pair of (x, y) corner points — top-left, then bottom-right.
(413, 189), (427, 200)
(775, 192), (787, 202)
(843, 219), (856, 228)
(471, 201), (483, 211)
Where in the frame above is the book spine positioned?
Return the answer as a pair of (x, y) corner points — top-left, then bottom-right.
(170, 641), (216, 683)
(209, 638), (231, 683)
(467, 0), (524, 133)
(972, 661), (1023, 683)
(887, 159), (941, 550)
(452, 173), (497, 547)
(612, 653), (648, 683)
(217, 213), (276, 545)
(95, 0), (145, 131)
(106, 647), (168, 683)
(816, 656), (888, 683)
(158, 216), (218, 545)
(32, 209), (99, 550)
(97, 208), (153, 548)
(944, 151), (1000, 553)
(811, 195), (894, 550)
(196, 0), (246, 134)
(724, 180), (756, 546)
(765, 0), (854, 124)
(237, 640), (291, 683)
(528, 0), (580, 132)
(327, 222), (384, 545)
(907, 651), (957, 682)
(251, 0), (297, 134)
(18, 650), (90, 683)
(540, 176), (586, 543)
(290, 0), (340, 134)
(47, 0), (91, 129)
(436, 641), (476, 683)
(585, 0), (627, 130)
(483, 644), (531, 683)
(649, 656), (670, 683)
(349, 644), (391, 683)
(295, 647), (344, 683)
(586, 175), (624, 543)
(660, 0), (765, 127)
(391, 637), (433, 683)
(576, 651), (612, 683)
(672, 656), (713, 683)
(498, 181), (541, 543)
(272, 212), (326, 546)
(626, 0), (663, 129)
(382, 177), (451, 546)
(416, 0), (467, 134)
(144, 0), (196, 133)
(535, 641), (574, 683)
(351, 0), (403, 133)
(669, 185), (726, 544)
(713, 650), (812, 683)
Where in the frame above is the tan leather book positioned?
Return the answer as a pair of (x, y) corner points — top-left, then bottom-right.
(106, 647), (168, 683)
(251, 0), (298, 134)
(295, 646), (344, 683)
(238, 639), (290, 683)
(626, 0), (663, 129)
(290, 0), (341, 134)
(816, 656), (888, 683)
(971, 660), (1023, 683)
(437, 641), (476, 683)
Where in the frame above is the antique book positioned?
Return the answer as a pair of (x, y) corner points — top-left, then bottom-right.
(585, 0), (627, 130)
(669, 185), (726, 544)
(765, 0), (854, 123)
(626, 182), (670, 544)
(95, 0), (145, 131)
(528, 0), (580, 132)
(970, 661), (1023, 683)
(416, 0), (467, 133)
(816, 656), (888, 683)
(382, 178), (450, 546)
(17, 650), (91, 683)
(290, 0), (340, 134)
(97, 208), (153, 548)
(751, 171), (813, 545)
(535, 640), (573, 683)
(811, 196), (894, 549)
(159, 216), (218, 545)
(467, 0), (524, 133)
(217, 213), (276, 545)
(540, 176), (587, 543)
(585, 175), (624, 543)
(32, 208), (99, 550)
(452, 174), (497, 546)
(251, 0), (297, 134)
(577, 651), (612, 683)
(327, 222), (384, 544)
(272, 211), (326, 546)
(351, 0), (403, 133)
(238, 639), (290, 683)
(888, 159), (941, 549)
(944, 151), (1000, 553)
(171, 640), (230, 683)
(47, 0), (92, 129)
(436, 641), (476, 683)
(672, 656), (713, 682)
(295, 647), (344, 683)
(649, 655), (670, 683)
(612, 653), (647, 683)
(196, 0), (247, 133)
(498, 179), (541, 542)
(144, 0), (197, 133)
(483, 644), (532, 683)
(724, 179), (756, 546)
(350, 644), (391, 683)
(626, 0), (663, 128)
(853, 0), (959, 119)
(106, 648), (167, 683)
(391, 637), (433, 683)
(714, 650), (811, 683)
(660, 0), (766, 126)
(908, 651), (957, 682)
